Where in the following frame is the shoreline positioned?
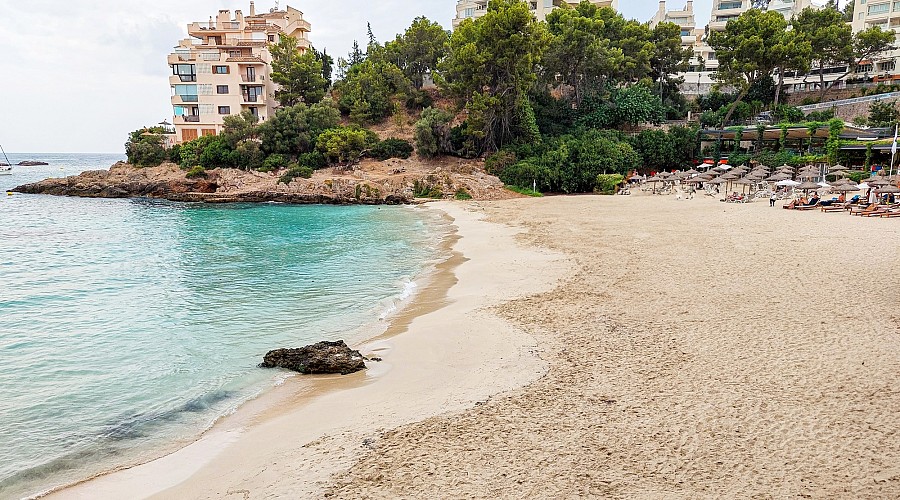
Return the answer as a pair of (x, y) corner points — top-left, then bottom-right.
(46, 200), (569, 499)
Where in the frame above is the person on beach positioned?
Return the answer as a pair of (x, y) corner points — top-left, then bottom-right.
(770, 191), (777, 207)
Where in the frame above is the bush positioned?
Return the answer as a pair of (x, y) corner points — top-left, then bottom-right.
(414, 107), (453, 157)
(412, 179), (443, 198)
(258, 101), (341, 156)
(370, 138), (414, 160)
(125, 129), (167, 167)
(278, 163), (314, 184)
(806, 109), (835, 122)
(298, 151), (327, 170)
(316, 126), (378, 165)
(185, 165), (207, 179)
(484, 150), (517, 176)
(595, 174), (624, 195)
(774, 105), (804, 123)
(261, 154), (289, 173)
(454, 188), (473, 200)
(504, 185), (543, 197)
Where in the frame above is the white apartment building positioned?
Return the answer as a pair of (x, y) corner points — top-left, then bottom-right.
(708, 0), (750, 31)
(168, 2), (312, 144)
(847, 0), (900, 81)
(452, 0), (618, 29)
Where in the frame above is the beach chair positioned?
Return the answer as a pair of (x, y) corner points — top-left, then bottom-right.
(850, 204), (877, 216)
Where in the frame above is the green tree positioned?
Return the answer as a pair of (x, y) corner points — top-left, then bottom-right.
(384, 17), (449, 90)
(440, 0), (551, 151)
(794, 5), (895, 101)
(650, 21), (692, 101)
(269, 36), (328, 106)
(709, 9), (792, 125)
(630, 129), (675, 172)
(221, 110), (259, 147)
(125, 129), (167, 167)
(258, 100), (341, 156)
(414, 107), (454, 157)
(868, 100), (900, 127)
(543, 2), (621, 106)
(334, 57), (412, 124)
(316, 126), (378, 165)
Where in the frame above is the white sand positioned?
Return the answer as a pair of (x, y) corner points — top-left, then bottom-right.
(50, 201), (567, 499)
(52, 194), (900, 498)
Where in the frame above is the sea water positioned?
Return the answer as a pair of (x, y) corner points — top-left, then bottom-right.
(0, 154), (448, 498)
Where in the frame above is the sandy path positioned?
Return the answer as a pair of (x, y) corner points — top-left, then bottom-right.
(328, 195), (900, 498)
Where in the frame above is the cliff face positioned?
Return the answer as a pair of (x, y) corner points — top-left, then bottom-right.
(12, 159), (519, 205)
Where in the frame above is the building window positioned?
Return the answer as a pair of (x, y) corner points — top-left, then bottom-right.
(718, 1), (742, 10)
(543, 0), (552, 7)
(182, 129), (199, 141)
(213, 65), (229, 74)
(894, 1), (900, 11)
(202, 129), (217, 137)
(216, 85), (229, 94)
(172, 64), (196, 82)
(218, 106), (231, 115)
(881, 61), (896, 72)
(464, 8), (474, 17)
(868, 3), (890, 15)
(268, 34), (275, 42)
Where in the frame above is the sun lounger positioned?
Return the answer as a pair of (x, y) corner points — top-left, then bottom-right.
(850, 204), (877, 216)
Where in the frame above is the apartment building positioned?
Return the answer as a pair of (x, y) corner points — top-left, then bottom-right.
(168, 2), (312, 144)
(848, 0), (900, 80)
(452, 0), (618, 29)
(708, 0), (750, 32)
(768, 0), (818, 20)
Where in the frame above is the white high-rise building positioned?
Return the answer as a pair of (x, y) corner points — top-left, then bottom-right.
(167, 3), (312, 144)
(452, 0), (618, 29)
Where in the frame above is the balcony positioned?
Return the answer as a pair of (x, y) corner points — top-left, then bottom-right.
(241, 75), (257, 82)
(174, 94), (199, 103)
(181, 115), (201, 123)
(241, 95), (261, 103)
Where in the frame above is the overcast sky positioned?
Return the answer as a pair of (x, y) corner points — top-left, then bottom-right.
(0, 1), (725, 153)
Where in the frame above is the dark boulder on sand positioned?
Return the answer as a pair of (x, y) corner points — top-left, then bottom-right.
(260, 340), (366, 375)
(17, 161), (49, 166)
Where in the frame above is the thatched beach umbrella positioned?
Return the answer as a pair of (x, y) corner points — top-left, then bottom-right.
(832, 183), (860, 194)
(877, 184), (900, 194)
(868, 177), (889, 187)
(684, 168), (700, 175)
(767, 172), (790, 182)
(798, 180), (822, 193)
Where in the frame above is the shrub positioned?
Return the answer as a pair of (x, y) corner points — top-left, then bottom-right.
(484, 151), (517, 176)
(298, 151), (327, 170)
(504, 185), (543, 197)
(412, 179), (443, 198)
(261, 154), (289, 173)
(185, 165), (207, 179)
(278, 163), (314, 184)
(595, 174), (624, 195)
(414, 107), (453, 157)
(370, 138), (414, 161)
(125, 129), (167, 167)
(316, 126), (379, 165)
(454, 188), (472, 200)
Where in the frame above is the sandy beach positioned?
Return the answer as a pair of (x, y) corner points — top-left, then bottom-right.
(53, 194), (900, 498)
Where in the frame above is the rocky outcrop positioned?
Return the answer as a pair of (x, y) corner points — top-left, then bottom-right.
(17, 161), (49, 166)
(12, 159), (523, 204)
(260, 340), (367, 375)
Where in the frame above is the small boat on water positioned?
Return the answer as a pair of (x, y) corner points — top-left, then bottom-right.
(0, 144), (12, 175)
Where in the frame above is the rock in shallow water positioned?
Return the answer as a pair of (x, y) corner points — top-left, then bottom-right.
(260, 340), (366, 375)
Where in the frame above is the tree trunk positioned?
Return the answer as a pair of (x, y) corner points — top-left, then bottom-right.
(774, 67), (784, 109)
(721, 86), (750, 126)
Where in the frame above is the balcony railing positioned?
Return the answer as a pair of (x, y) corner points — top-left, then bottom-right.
(241, 75), (256, 82)
(242, 95), (259, 103)
(177, 74), (197, 82)
(177, 94), (199, 103)
(183, 115), (201, 123)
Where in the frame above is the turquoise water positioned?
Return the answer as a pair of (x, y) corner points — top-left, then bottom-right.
(0, 155), (447, 498)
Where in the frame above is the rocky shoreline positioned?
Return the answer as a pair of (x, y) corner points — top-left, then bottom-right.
(12, 159), (518, 205)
